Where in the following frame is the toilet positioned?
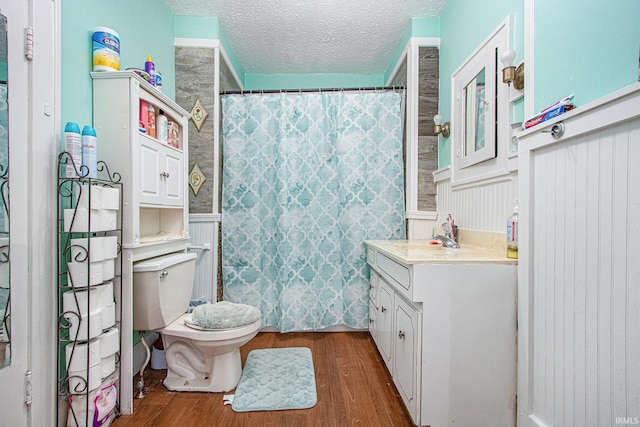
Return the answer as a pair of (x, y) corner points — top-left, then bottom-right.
(132, 252), (261, 392)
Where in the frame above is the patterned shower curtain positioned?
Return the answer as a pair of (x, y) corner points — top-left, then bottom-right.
(221, 91), (406, 332)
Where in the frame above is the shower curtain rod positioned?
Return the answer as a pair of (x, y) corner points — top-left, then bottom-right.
(221, 86), (405, 95)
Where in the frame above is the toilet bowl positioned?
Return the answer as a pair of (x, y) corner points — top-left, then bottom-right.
(161, 313), (260, 392)
(132, 252), (261, 392)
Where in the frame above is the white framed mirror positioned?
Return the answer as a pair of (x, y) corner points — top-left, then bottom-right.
(450, 16), (512, 186)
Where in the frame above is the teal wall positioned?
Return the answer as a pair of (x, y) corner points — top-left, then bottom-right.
(61, 1), (640, 166)
(436, 0), (640, 167)
(534, 0), (640, 112)
(61, 0), (175, 134)
(437, 0), (524, 167)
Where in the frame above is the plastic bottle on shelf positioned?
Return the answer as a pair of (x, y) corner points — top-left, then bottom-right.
(81, 125), (97, 179)
(145, 55), (156, 87)
(64, 122), (82, 177)
(156, 110), (168, 143)
(147, 104), (156, 138)
(506, 200), (518, 259)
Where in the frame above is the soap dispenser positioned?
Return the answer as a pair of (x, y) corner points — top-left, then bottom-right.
(506, 200), (518, 259)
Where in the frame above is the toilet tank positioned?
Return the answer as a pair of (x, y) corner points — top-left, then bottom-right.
(133, 251), (197, 331)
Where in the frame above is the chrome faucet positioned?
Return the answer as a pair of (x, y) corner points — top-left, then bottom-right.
(432, 233), (460, 249)
(432, 222), (460, 248)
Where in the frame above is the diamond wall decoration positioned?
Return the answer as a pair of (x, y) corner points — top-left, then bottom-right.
(189, 162), (206, 196)
(190, 97), (208, 132)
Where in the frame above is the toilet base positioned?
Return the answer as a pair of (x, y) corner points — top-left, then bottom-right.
(158, 315), (261, 393)
(163, 346), (243, 393)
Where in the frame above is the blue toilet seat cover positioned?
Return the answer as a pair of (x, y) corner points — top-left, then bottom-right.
(191, 301), (261, 330)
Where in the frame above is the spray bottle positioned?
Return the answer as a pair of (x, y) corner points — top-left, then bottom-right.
(64, 122), (82, 177)
(81, 126), (97, 179)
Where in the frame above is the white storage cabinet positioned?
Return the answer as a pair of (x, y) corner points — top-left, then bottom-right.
(91, 71), (191, 414)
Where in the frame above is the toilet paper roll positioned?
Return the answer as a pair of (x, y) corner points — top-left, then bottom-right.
(101, 353), (116, 379)
(97, 210), (117, 232)
(94, 282), (114, 308)
(102, 259), (115, 282)
(76, 184), (103, 209)
(64, 209), (117, 233)
(102, 236), (118, 259)
(101, 303), (116, 330)
(99, 327), (119, 357)
(70, 237), (105, 263)
(66, 339), (101, 371)
(100, 187), (120, 210)
(65, 307), (102, 341)
(63, 288), (99, 316)
(67, 261), (104, 287)
(68, 362), (102, 394)
(64, 209), (96, 233)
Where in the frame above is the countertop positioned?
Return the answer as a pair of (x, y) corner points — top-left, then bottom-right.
(365, 235), (518, 265)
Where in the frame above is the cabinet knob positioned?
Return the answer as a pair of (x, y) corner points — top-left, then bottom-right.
(381, 307), (386, 313)
(160, 270), (168, 278)
(369, 284), (373, 289)
(160, 171), (170, 179)
(369, 318), (374, 324)
(398, 331), (405, 339)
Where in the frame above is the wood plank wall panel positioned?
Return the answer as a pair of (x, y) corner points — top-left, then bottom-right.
(529, 119), (640, 426)
(188, 219), (217, 303)
(175, 47), (215, 214)
(417, 47), (439, 212)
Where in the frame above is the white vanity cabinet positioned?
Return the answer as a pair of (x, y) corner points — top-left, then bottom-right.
(91, 71), (190, 414)
(365, 240), (517, 427)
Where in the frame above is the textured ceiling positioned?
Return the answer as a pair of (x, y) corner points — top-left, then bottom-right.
(164, 0), (449, 74)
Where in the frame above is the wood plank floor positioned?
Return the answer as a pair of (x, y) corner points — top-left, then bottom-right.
(112, 331), (414, 427)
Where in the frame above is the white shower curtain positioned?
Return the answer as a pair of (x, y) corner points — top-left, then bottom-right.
(221, 90), (406, 332)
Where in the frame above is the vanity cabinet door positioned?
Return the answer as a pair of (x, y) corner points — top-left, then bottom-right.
(369, 300), (378, 344)
(378, 278), (395, 372)
(393, 295), (421, 421)
(369, 269), (379, 307)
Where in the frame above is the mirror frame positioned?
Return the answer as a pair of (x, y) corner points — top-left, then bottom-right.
(450, 15), (513, 186)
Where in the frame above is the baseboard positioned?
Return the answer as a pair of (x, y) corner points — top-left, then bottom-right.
(260, 325), (367, 333)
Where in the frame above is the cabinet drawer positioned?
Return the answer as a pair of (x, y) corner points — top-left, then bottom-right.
(377, 253), (411, 291)
(367, 247), (376, 265)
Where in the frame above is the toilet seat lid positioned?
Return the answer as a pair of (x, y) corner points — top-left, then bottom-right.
(183, 313), (241, 331)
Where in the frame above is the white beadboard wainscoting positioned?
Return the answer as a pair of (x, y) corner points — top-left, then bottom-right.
(188, 214), (220, 304)
(517, 83), (640, 427)
(433, 166), (518, 233)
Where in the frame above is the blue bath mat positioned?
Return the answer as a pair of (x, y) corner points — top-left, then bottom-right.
(231, 347), (317, 412)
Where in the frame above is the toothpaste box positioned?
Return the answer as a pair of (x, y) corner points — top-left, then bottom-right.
(524, 103), (574, 129)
